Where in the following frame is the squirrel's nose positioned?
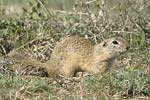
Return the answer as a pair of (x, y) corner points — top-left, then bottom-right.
(126, 46), (130, 50)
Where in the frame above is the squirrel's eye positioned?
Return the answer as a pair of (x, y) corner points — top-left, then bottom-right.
(112, 40), (119, 45)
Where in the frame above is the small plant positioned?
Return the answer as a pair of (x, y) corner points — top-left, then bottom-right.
(84, 68), (150, 98)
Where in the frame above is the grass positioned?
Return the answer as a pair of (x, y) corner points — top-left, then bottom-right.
(0, 0), (150, 99)
(0, 68), (149, 99)
(85, 68), (150, 98)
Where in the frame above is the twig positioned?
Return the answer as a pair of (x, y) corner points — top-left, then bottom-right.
(10, 35), (51, 54)
(85, 0), (96, 4)
(112, 31), (134, 34)
(0, 44), (6, 54)
(37, 0), (52, 17)
(54, 10), (89, 15)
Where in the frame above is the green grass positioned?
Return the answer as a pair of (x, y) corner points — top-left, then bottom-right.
(0, 68), (149, 99)
(85, 68), (150, 98)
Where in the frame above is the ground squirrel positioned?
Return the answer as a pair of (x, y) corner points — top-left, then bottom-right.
(45, 36), (129, 77)
(9, 36), (130, 77)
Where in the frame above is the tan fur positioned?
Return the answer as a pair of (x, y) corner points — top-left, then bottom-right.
(44, 36), (129, 77)
(9, 36), (130, 77)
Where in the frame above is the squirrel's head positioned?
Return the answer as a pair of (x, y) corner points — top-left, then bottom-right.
(101, 37), (130, 57)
